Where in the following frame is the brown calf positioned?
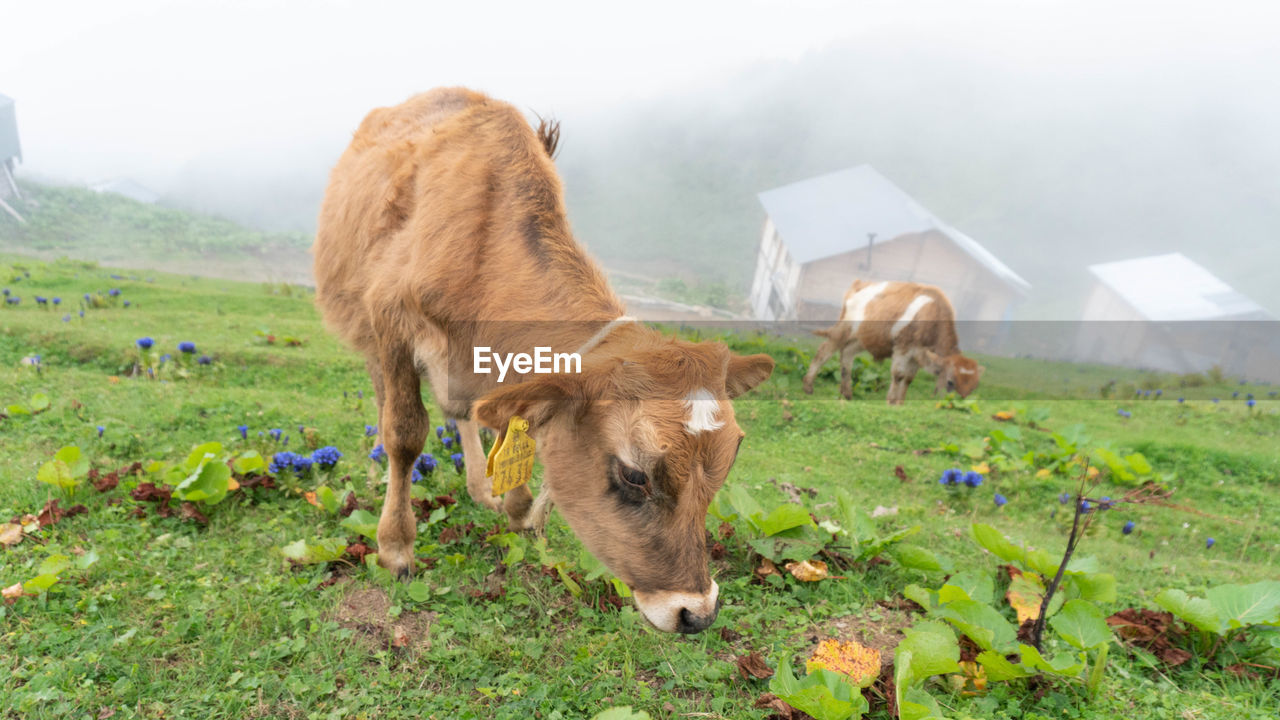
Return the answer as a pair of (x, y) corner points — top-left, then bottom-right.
(801, 280), (983, 404)
(313, 88), (773, 633)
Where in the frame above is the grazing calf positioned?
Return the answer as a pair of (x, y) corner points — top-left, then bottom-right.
(313, 88), (774, 633)
(801, 280), (983, 404)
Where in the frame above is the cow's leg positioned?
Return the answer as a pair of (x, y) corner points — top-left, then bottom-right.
(887, 351), (920, 406)
(374, 343), (428, 580)
(457, 418), (501, 512)
(365, 356), (388, 483)
(802, 336), (842, 395)
(838, 342), (862, 400)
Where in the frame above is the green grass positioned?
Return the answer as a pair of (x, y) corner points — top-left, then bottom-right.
(2, 255), (1278, 719)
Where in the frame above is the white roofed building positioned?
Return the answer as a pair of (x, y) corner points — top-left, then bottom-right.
(748, 165), (1029, 349)
(1075, 253), (1277, 379)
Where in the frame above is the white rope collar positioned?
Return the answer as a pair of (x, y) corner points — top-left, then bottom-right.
(574, 315), (636, 357)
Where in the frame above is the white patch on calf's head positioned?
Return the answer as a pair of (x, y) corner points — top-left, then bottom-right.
(957, 367), (977, 376)
(683, 388), (725, 435)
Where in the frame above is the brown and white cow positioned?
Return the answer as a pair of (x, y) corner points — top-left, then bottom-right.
(313, 88), (774, 634)
(801, 280), (983, 405)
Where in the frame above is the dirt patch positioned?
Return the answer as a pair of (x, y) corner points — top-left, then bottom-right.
(816, 607), (916, 671)
(333, 587), (435, 656)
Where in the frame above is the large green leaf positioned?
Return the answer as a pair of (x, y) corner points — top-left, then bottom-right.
(340, 509), (379, 541)
(754, 503), (816, 536)
(175, 459), (231, 504)
(976, 650), (1034, 681)
(939, 570), (995, 605)
(54, 446), (89, 478)
(836, 492), (875, 543)
(1017, 643), (1084, 676)
(903, 584), (937, 613)
(1050, 600), (1113, 650)
(280, 537), (347, 564)
(37, 459), (79, 491)
(29, 392), (51, 413)
(232, 451), (265, 475)
(1068, 572), (1117, 603)
(889, 544), (952, 573)
(935, 599), (1018, 653)
(724, 483), (762, 522)
(898, 681), (946, 720)
(1155, 588), (1222, 634)
(38, 554), (72, 576)
(895, 621), (961, 683)
(1206, 581), (1280, 629)
(769, 661), (864, 720)
(592, 708), (652, 720)
(183, 441), (224, 471)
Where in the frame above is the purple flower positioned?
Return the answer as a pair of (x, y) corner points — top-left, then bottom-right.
(436, 426), (445, 440)
(1212, 397), (1220, 404)
(451, 452), (464, 472)
(237, 424), (249, 440)
(365, 424), (377, 437)
(962, 471), (983, 488)
(1059, 492), (1071, 504)
(1247, 398), (1257, 409)
(123, 300), (131, 308)
(269, 451), (300, 474)
(446, 419), (458, 434)
(197, 355), (212, 365)
(136, 337), (154, 349)
(369, 444), (387, 463)
(1, 288), (7, 296)
(159, 353), (171, 364)
(52, 297), (61, 305)
(939, 468), (962, 486)
(993, 493), (1008, 507)
(178, 341), (196, 354)
(298, 424), (305, 433)
(1099, 496), (1114, 510)
(79, 310), (84, 318)
(1122, 521), (1135, 535)
(1206, 537), (1215, 549)
(62, 314), (70, 322)
(442, 436), (454, 450)
(415, 453), (437, 475)
(1232, 391), (1239, 398)
(1117, 408), (1131, 418)
(96, 425), (105, 438)
(35, 296), (47, 305)
(311, 446), (342, 470)
(83, 293), (91, 303)
(1080, 500), (1092, 512)
(1177, 397), (1184, 403)
(269, 428), (282, 441)
(4, 297), (18, 305)
(108, 288), (121, 297)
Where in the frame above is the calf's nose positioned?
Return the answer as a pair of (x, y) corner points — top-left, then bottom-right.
(675, 605), (718, 634)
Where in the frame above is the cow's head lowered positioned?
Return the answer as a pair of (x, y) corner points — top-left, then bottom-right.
(474, 340), (774, 633)
(925, 351), (984, 398)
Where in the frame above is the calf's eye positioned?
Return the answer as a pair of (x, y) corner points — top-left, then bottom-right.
(620, 464), (649, 487)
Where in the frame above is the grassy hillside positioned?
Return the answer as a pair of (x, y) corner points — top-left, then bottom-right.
(0, 182), (313, 283)
(2, 256), (1277, 719)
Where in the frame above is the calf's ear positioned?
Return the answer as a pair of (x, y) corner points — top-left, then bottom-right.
(725, 353), (775, 398)
(473, 376), (581, 434)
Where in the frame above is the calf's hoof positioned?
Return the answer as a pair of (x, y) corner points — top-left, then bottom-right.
(376, 548), (414, 581)
(801, 381), (814, 395)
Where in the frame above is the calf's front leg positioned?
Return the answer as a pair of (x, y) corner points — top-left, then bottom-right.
(375, 345), (428, 580)
(802, 336), (841, 395)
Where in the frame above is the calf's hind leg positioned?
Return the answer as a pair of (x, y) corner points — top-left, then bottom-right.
(886, 351), (920, 406)
(802, 335), (843, 395)
(374, 344), (428, 580)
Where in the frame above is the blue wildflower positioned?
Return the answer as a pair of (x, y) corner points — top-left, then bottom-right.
(108, 288), (121, 297)
(298, 424), (305, 433)
(1232, 391), (1239, 398)
(451, 452), (464, 472)
(446, 419), (458, 433)
(269, 428), (282, 441)
(1155, 389), (1162, 397)
(159, 353), (171, 364)
(1080, 500), (1092, 512)
(415, 453), (438, 475)
(136, 337), (154, 349)
(83, 293), (91, 303)
(269, 451), (300, 474)
(237, 424), (249, 440)
(436, 425), (445, 440)
(1206, 537), (1215, 549)
(411, 467), (424, 483)
(123, 300), (131, 308)
(291, 454), (312, 474)
(6, 297), (18, 305)
(1177, 397), (1184, 403)
(1123, 521), (1135, 535)
(52, 297), (61, 305)
(1247, 393), (1254, 401)
(1, 288), (7, 296)
(97, 425), (105, 439)
(1117, 408), (1131, 418)
(35, 296), (47, 305)
(1100, 496), (1113, 510)
(939, 468), (962, 486)
(78, 310), (84, 318)
(62, 314), (70, 322)
(365, 424), (378, 437)
(963, 471), (983, 488)
(197, 355), (212, 365)
(311, 446), (342, 470)
(356, 390), (363, 399)
(178, 341), (196, 354)
(442, 436), (454, 450)
(110, 274), (122, 280)
(994, 493), (1008, 507)
(1059, 492), (1071, 504)
(1212, 397), (1220, 404)
(369, 444), (387, 463)
(1247, 398), (1256, 408)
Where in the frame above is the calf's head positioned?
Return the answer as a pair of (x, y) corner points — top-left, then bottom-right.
(927, 352), (984, 398)
(474, 340), (774, 633)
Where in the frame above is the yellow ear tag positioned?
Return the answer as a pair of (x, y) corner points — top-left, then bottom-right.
(486, 416), (536, 497)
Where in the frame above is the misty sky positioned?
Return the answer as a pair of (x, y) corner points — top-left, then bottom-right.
(7, 0), (1276, 187)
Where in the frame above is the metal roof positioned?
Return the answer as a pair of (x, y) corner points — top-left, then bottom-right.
(1088, 252), (1271, 321)
(757, 164), (1030, 293)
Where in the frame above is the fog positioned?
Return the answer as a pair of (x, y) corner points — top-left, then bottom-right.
(4, 0), (1279, 317)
